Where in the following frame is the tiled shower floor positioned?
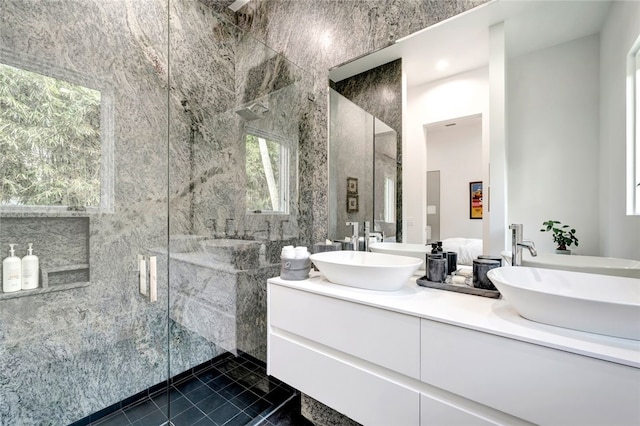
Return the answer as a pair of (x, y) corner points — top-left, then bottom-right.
(75, 352), (303, 426)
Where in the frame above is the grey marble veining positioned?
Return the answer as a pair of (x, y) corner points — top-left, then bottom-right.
(333, 59), (403, 240)
(301, 394), (362, 426)
(234, 1), (490, 424)
(1, 0), (490, 424)
(0, 217), (89, 286)
(235, 0), (489, 247)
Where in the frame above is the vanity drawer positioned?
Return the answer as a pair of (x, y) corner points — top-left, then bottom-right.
(269, 284), (420, 379)
(421, 393), (502, 426)
(269, 333), (420, 426)
(420, 320), (640, 426)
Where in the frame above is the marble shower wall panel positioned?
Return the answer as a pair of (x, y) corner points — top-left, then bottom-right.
(333, 59), (402, 240)
(169, 0), (241, 237)
(235, 0), (489, 246)
(0, 0), (181, 424)
(167, 0), (314, 384)
(235, 266), (278, 362)
(168, 251), (277, 365)
(329, 90), (374, 242)
(234, 1), (490, 424)
(170, 257), (238, 354)
(0, 217), (89, 286)
(375, 131), (398, 239)
(333, 59), (402, 142)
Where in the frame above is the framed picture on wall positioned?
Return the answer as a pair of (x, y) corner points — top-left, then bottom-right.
(347, 177), (358, 194)
(347, 195), (359, 213)
(469, 181), (483, 219)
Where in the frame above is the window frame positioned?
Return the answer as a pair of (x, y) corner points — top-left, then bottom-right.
(244, 128), (291, 215)
(0, 48), (114, 215)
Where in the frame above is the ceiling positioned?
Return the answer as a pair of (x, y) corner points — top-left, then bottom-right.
(329, 0), (612, 88)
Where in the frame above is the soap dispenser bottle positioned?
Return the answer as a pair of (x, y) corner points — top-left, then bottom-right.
(2, 244), (22, 293)
(21, 243), (39, 290)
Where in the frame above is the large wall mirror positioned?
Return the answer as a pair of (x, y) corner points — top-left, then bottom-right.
(0, 49), (114, 214)
(329, 0), (640, 260)
(328, 89), (398, 242)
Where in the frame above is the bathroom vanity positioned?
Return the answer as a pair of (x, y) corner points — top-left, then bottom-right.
(267, 273), (640, 426)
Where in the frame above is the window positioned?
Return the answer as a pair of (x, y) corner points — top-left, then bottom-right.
(627, 36), (640, 215)
(0, 50), (113, 213)
(245, 132), (289, 213)
(384, 177), (395, 223)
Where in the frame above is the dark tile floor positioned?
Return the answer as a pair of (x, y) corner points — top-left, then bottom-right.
(78, 353), (302, 426)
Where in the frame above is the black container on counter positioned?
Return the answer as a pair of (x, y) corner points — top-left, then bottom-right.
(472, 258), (501, 290)
(426, 253), (447, 283)
(445, 251), (458, 275)
(477, 255), (503, 267)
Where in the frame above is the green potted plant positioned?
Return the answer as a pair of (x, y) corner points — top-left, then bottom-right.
(540, 220), (579, 254)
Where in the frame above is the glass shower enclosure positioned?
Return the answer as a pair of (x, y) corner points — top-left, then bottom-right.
(0, 1), (309, 424)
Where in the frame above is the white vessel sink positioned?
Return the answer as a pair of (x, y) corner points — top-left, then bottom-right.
(488, 266), (640, 340)
(501, 250), (640, 278)
(309, 251), (422, 291)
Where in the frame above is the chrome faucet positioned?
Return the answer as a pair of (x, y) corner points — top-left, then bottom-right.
(509, 223), (538, 266)
(363, 221), (370, 252)
(346, 221), (359, 251)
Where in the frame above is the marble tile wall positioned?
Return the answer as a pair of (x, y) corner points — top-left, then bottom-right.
(0, 1), (174, 424)
(333, 59), (403, 241)
(1, 0), (309, 424)
(328, 89), (374, 242)
(233, 1), (490, 424)
(235, 0), (490, 248)
(0, 0), (489, 424)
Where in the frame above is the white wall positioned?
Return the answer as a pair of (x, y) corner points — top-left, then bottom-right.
(507, 34), (600, 255)
(426, 118), (483, 239)
(404, 67), (489, 244)
(599, 1), (640, 260)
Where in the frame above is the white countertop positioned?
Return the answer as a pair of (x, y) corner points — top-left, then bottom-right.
(268, 271), (640, 368)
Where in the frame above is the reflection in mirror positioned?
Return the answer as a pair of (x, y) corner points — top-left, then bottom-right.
(425, 114), (483, 243)
(0, 51), (113, 213)
(328, 88), (373, 242)
(245, 132), (289, 213)
(330, 0), (640, 261)
(329, 89), (397, 243)
(374, 118), (397, 240)
(628, 34), (640, 215)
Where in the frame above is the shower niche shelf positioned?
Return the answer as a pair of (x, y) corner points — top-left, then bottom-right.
(0, 217), (91, 299)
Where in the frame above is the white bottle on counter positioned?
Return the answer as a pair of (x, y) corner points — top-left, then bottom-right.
(2, 244), (22, 293)
(21, 243), (39, 290)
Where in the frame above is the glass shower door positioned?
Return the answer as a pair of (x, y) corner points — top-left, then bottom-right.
(1, 0), (311, 424)
(0, 1), (171, 424)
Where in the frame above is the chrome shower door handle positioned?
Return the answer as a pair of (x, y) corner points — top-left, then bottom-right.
(149, 256), (157, 303)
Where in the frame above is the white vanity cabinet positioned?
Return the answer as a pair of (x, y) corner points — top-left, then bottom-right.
(420, 320), (640, 426)
(267, 277), (640, 426)
(268, 284), (420, 426)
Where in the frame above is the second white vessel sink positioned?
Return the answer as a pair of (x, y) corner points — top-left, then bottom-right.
(309, 251), (422, 291)
(488, 266), (640, 340)
(501, 250), (640, 278)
